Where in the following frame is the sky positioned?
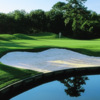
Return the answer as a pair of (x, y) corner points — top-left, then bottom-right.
(0, 0), (100, 14)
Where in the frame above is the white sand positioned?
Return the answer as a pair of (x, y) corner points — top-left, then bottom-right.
(0, 48), (100, 73)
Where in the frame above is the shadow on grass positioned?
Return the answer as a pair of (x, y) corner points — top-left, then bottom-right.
(0, 46), (56, 57)
(0, 33), (37, 41)
(0, 41), (29, 48)
(1, 45), (100, 58)
(0, 63), (39, 79)
(68, 48), (100, 57)
(0, 63), (40, 88)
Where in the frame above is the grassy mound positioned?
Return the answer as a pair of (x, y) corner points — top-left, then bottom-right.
(0, 34), (15, 41)
(31, 32), (59, 39)
(0, 33), (34, 40)
(0, 32), (60, 41)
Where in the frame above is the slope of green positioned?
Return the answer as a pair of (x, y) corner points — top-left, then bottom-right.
(1, 37), (100, 57)
(0, 63), (40, 89)
(0, 32), (60, 41)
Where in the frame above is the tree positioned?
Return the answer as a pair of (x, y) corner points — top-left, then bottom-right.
(29, 9), (46, 33)
(0, 13), (8, 33)
(46, 9), (65, 33)
(63, 0), (96, 38)
(66, 0), (87, 7)
(8, 10), (27, 33)
(52, 2), (66, 12)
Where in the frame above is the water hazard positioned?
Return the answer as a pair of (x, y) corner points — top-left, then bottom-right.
(11, 74), (100, 100)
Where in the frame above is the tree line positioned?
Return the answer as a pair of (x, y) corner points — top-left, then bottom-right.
(0, 0), (100, 39)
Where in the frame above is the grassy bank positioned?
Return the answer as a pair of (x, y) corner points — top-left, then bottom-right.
(0, 63), (40, 89)
(0, 32), (100, 89)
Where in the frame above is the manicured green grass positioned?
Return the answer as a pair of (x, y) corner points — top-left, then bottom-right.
(1, 37), (100, 57)
(0, 32), (100, 89)
(0, 63), (40, 89)
(0, 32), (59, 41)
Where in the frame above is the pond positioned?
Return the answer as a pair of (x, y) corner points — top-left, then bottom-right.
(11, 74), (100, 100)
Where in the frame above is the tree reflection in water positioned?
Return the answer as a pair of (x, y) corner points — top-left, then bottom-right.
(60, 76), (89, 97)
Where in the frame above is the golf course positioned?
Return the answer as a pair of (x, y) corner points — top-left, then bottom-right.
(0, 0), (100, 99)
(0, 32), (100, 89)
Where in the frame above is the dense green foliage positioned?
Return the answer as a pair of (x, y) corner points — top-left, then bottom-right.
(0, 0), (100, 39)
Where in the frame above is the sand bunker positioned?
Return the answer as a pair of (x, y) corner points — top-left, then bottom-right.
(0, 48), (100, 73)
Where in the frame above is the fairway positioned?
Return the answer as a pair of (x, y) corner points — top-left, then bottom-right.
(1, 37), (100, 57)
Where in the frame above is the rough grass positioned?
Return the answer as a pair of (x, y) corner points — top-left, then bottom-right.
(0, 32), (100, 89)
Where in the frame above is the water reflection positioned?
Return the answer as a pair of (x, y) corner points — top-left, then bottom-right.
(11, 75), (100, 100)
(60, 76), (89, 97)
